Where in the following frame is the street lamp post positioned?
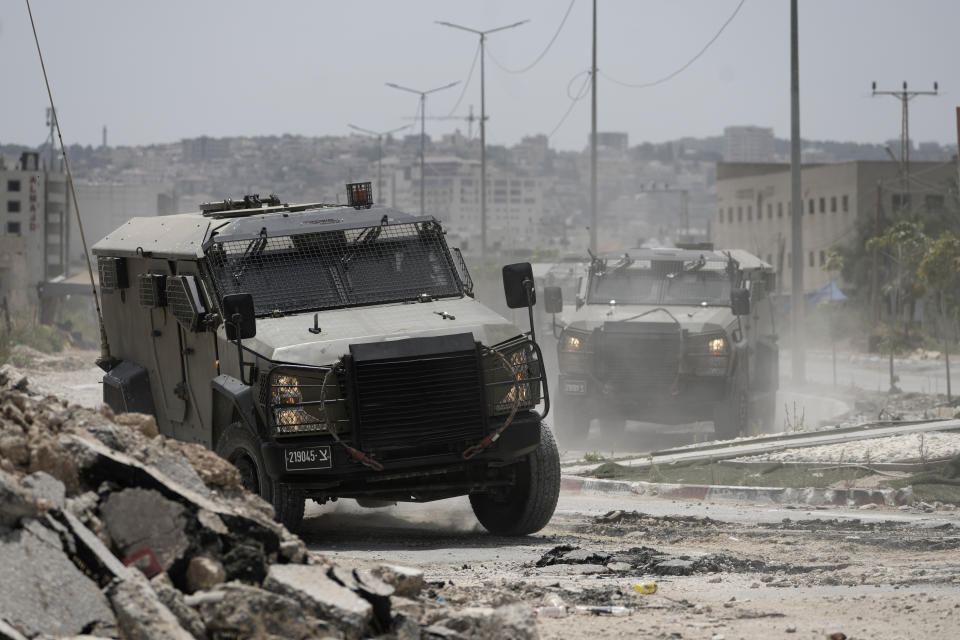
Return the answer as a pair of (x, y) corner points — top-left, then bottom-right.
(386, 81), (459, 215)
(348, 123), (410, 205)
(436, 19), (527, 256)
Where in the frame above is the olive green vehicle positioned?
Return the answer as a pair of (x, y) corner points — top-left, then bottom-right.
(92, 185), (559, 534)
(545, 247), (778, 445)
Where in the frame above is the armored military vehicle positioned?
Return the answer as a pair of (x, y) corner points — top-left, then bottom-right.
(545, 246), (778, 445)
(92, 185), (559, 534)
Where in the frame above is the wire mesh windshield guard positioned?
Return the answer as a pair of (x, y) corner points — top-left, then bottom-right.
(205, 220), (463, 317)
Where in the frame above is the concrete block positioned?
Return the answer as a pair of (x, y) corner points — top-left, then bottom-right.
(107, 576), (195, 640)
(264, 564), (372, 639)
(375, 563), (424, 598)
(100, 487), (190, 571)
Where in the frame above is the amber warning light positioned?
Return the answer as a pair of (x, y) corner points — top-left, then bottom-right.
(347, 182), (373, 209)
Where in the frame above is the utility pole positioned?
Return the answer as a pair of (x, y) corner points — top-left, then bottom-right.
(45, 107), (56, 171)
(436, 20), (527, 257)
(872, 80), (938, 209)
(789, 0), (805, 385)
(348, 123), (410, 205)
(589, 0), (598, 255)
(386, 81), (459, 215)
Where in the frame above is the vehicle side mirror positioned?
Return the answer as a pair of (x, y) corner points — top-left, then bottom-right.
(544, 286), (563, 314)
(502, 262), (536, 309)
(731, 288), (750, 316)
(222, 293), (257, 340)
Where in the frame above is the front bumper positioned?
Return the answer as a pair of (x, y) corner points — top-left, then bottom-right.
(558, 373), (727, 423)
(260, 411), (542, 494)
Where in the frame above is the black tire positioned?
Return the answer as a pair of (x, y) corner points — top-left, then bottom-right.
(713, 386), (748, 440)
(552, 393), (591, 449)
(470, 422), (561, 536)
(215, 422), (305, 531)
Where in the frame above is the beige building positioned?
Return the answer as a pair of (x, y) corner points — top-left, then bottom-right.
(713, 160), (957, 293)
(1, 152), (70, 311)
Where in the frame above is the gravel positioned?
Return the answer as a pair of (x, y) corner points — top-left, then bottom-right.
(736, 432), (960, 464)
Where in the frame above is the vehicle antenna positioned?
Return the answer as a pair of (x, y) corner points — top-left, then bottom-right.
(26, 0), (115, 371)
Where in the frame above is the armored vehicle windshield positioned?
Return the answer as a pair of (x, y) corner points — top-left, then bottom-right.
(587, 260), (731, 306)
(205, 219), (461, 317)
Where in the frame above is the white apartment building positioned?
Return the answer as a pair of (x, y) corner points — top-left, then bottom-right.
(723, 126), (776, 162)
(713, 161), (957, 293)
(387, 156), (547, 253)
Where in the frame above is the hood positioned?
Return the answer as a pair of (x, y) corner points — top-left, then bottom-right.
(231, 296), (521, 366)
(562, 303), (735, 335)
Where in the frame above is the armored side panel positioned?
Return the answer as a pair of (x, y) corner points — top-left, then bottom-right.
(103, 361), (156, 415)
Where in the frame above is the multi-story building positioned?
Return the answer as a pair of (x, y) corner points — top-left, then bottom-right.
(723, 126), (775, 162)
(385, 155), (548, 254)
(0, 152), (70, 311)
(713, 160), (958, 293)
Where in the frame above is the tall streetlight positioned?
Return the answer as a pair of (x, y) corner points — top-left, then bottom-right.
(347, 123), (410, 205)
(436, 19), (528, 256)
(386, 81), (460, 215)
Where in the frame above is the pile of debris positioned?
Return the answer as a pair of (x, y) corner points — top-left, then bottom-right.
(0, 367), (536, 640)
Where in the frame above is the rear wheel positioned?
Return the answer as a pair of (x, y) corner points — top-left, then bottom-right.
(713, 386), (748, 440)
(215, 422), (305, 531)
(470, 422), (561, 536)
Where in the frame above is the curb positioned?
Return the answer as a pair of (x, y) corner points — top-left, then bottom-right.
(560, 475), (915, 508)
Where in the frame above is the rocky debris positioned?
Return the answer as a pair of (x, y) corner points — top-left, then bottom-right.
(429, 604), (537, 640)
(0, 369), (476, 638)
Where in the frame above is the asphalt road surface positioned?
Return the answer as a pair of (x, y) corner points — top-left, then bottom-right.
(301, 492), (960, 639)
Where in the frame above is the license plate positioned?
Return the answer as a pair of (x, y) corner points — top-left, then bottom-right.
(284, 445), (332, 471)
(564, 380), (587, 394)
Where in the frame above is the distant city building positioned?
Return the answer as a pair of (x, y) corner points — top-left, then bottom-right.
(590, 132), (629, 154)
(388, 155), (546, 253)
(713, 160), (958, 293)
(723, 126), (775, 162)
(72, 182), (176, 267)
(0, 152), (70, 310)
(181, 136), (231, 162)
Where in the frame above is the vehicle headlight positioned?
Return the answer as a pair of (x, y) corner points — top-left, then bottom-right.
(558, 329), (591, 373)
(684, 333), (729, 376)
(484, 341), (540, 416)
(708, 337), (726, 355)
(263, 368), (346, 436)
(561, 332), (585, 352)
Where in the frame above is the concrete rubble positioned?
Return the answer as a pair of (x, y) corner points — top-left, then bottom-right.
(0, 366), (536, 639)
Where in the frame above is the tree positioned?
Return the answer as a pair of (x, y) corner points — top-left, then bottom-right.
(865, 220), (930, 334)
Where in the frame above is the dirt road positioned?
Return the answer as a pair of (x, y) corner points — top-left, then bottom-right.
(301, 493), (960, 639)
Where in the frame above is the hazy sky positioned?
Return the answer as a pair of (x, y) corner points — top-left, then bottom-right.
(2, 1), (958, 152)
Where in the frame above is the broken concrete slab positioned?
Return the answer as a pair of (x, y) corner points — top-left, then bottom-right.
(100, 487), (191, 571)
(434, 604), (537, 640)
(375, 564), (425, 598)
(150, 575), (206, 640)
(0, 519), (116, 638)
(22, 471), (65, 510)
(264, 564), (373, 638)
(0, 468), (47, 527)
(107, 576), (194, 640)
(193, 583), (344, 640)
(0, 618), (28, 640)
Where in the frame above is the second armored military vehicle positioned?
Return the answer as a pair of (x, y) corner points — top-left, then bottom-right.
(92, 185), (559, 534)
(545, 246), (778, 445)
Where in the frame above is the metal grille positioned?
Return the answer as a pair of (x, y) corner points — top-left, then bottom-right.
(595, 322), (682, 389)
(97, 256), (128, 293)
(452, 247), (474, 296)
(138, 273), (167, 308)
(351, 339), (485, 458)
(166, 275), (204, 332)
(205, 221), (462, 317)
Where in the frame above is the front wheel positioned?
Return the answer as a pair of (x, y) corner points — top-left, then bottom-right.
(215, 422), (305, 531)
(470, 422), (561, 536)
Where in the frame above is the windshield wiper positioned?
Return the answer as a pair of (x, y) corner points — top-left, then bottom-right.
(341, 215), (388, 269)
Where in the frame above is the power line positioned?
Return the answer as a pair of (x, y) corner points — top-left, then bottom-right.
(446, 41), (481, 117)
(548, 71), (592, 139)
(600, 0), (746, 89)
(485, 0), (576, 75)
